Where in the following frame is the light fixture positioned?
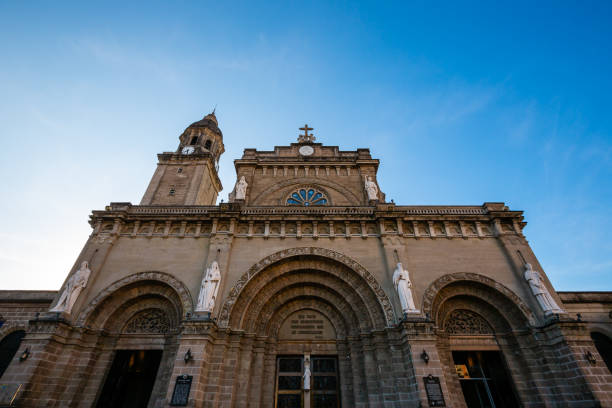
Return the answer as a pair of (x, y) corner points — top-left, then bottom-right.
(184, 349), (193, 363)
(19, 347), (30, 362)
(421, 350), (429, 364)
(585, 351), (596, 365)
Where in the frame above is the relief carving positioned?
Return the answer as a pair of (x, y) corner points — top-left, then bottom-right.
(445, 309), (493, 335)
(123, 309), (170, 334)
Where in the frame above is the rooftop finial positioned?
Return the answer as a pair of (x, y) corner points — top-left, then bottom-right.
(298, 124), (315, 143)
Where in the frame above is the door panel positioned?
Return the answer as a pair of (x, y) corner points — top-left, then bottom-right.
(275, 356), (340, 408)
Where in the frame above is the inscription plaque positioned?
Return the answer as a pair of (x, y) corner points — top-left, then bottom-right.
(278, 309), (336, 340)
(170, 375), (192, 406)
(423, 375), (445, 407)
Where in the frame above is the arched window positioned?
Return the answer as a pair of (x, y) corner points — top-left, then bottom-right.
(204, 140), (212, 150)
(0, 330), (25, 379)
(286, 188), (328, 206)
(189, 136), (198, 145)
(591, 332), (612, 374)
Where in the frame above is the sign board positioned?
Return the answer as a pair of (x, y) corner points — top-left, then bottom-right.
(170, 375), (192, 406)
(278, 309), (336, 340)
(455, 364), (470, 379)
(423, 375), (445, 407)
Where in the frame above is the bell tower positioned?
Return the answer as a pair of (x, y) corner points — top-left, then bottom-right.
(140, 112), (224, 206)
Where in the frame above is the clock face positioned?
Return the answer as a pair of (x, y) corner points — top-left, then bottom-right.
(182, 146), (195, 155)
(299, 145), (314, 156)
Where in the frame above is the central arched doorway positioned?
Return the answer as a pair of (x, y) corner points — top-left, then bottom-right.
(220, 248), (407, 407)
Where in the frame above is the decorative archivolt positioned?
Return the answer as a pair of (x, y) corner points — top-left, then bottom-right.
(421, 272), (536, 327)
(217, 247), (396, 327)
(76, 271), (194, 326)
(445, 309), (494, 335)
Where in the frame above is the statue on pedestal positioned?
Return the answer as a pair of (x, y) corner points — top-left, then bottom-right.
(50, 261), (91, 314)
(303, 357), (311, 391)
(235, 176), (248, 200)
(524, 263), (564, 315)
(392, 263), (419, 314)
(196, 261), (221, 312)
(364, 176), (379, 201)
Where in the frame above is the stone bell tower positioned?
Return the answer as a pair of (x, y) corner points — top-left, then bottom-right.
(140, 112), (224, 206)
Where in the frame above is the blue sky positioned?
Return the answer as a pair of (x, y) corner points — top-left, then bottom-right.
(0, 1), (610, 290)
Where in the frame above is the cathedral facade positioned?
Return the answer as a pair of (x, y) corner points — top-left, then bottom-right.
(1, 114), (612, 407)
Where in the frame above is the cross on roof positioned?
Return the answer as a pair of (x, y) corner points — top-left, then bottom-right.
(298, 124), (316, 143)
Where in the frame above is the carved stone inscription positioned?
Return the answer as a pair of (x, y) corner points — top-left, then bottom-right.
(278, 310), (336, 340)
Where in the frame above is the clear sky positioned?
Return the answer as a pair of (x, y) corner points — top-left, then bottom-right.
(0, 1), (610, 291)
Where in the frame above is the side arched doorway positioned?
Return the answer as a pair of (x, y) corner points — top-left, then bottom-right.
(591, 331), (612, 374)
(0, 330), (25, 379)
(76, 272), (190, 408)
(217, 248), (411, 408)
(424, 275), (538, 408)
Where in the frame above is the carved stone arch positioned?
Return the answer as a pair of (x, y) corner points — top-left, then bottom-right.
(589, 324), (612, 341)
(218, 247), (395, 328)
(245, 280), (363, 336)
(250, 177), (362, 205)
(76, 271), (193, 326)
(0, 323), (27, 341)
(102, 295), (180, 334)
(422, 272), (536, 328)
(240, 271), (370, 333)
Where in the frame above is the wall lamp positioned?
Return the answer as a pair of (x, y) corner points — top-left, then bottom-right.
(19, 347), (30, 362)
(585, 351), (597, 365)
(184, 349), (193, 363)
(421, 350), (430, 364)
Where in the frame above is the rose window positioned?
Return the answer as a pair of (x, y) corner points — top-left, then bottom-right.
(286, 188), (328, 206)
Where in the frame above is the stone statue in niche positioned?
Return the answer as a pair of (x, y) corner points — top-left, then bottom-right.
(303, 357), (311, 391)
(50, 261), (92, 314)
(392, 263), (419, 314)
(364, 176), (379, 200)
(524, 263), (564, 315)
(235, 176), (248, 200)
(196, 261), (221, 312)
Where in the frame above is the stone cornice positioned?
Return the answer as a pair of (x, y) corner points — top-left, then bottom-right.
(91, 202), (522, 219)
(0, 290), (57, 303)
(88, 202), (525, 241)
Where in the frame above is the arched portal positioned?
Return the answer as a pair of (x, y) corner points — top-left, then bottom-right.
(0, 330), (25, 379)
(591, 332), (612, 374)
(217, 248), (409, 407)
(425, 274), (538, 408)
(77, 273), (187, 408)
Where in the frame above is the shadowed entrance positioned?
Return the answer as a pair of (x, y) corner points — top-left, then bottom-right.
(96, 350), (163, 408)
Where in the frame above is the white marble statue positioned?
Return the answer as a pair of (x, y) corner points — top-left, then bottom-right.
(196, 261), (221, 312)
(303, 358), (311, 391)
(235, 176), (248, 200)
(50, 261), (92, 314)
(392, 263), (419, 314)
(524, 263), (564, 315)
(364, 176), (379, 200)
